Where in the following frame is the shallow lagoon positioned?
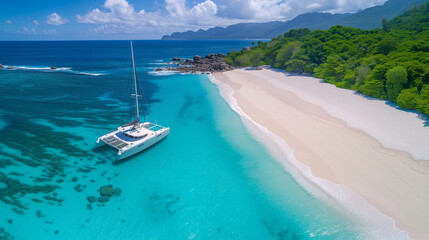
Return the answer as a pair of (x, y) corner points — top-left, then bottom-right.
(0, 41), (362, 239)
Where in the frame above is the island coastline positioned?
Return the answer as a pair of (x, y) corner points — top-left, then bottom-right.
(210, 68), (429, 240)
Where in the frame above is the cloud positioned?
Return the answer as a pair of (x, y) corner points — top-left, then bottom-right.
(28, 17), (41, 25)
(307, 3), (322, 9)
(215, 0), (387, 20)
(77, 0), (228, 33)
(46, 12), (68, 25)
(23, 27), (36, 34)
(6, 20), (13, 24)
(43, 29), (57, 35)
(189, 0), (217, 17)
(76, 0), (388, 36)
(76, 0), (142, 25)
(165, 0), (187, 17)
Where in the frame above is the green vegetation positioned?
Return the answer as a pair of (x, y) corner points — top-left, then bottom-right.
(224, 3), (429, 115)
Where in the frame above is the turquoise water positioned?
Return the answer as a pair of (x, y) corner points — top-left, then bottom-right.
(0, 41), (363, 239)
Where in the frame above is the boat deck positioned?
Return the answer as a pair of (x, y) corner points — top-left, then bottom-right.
(101, 135), (129, 150)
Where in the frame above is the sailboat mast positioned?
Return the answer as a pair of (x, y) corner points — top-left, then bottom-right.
(130, 41), (139, 123)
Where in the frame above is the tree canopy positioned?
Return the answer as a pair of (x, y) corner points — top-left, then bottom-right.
(224, 3), (429, 115)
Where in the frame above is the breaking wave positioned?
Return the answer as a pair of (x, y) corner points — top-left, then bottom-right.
(1, 65), (105, 76)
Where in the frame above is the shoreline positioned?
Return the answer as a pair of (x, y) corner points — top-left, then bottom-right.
(209, 69), (429, 239)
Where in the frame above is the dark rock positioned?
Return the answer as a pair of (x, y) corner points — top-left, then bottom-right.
(87, 196), (97, 203)
(0, 64), (3, 68)
(31, 198), (42, 203)
(217, 53), (227, 58)
(77, 167), (94, 173)
(86, 203), (92, 210)
(55, 179), (64, 183)
(71, 177), (78, 182)
(100, 185), (121, 196)
(35, 177), (50, 182)
(155, 68), (163, 71)
(9, 172), (23, 177)
(36, 210), (42, 218)
(7, 219), (12, 224)
(207, 53), (215, 59)
(100, 185), (115, 196)
(98, 196), (109, 203)
(172, 57), (181, 61)
(12, 208), (25, 215)
(51, 66), (56, 70)
(74, 184), (83, 192)
(43, 195), (63, 203)
(168, 53), (235, 74)
(0, 227), (13, 239)
(55, 230), (59, 234)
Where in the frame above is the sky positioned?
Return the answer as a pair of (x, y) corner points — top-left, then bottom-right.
(0, 0), (388, 40)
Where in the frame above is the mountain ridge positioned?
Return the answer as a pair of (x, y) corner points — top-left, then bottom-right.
(162, 0), (426, 40)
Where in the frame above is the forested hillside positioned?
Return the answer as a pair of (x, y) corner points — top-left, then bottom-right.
(162, 0), (425, 40)
(224, 4), (429, 115)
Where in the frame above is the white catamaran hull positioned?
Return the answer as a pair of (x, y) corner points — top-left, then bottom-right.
(116, 127), (169, 160)
(96, 122), (170, 161)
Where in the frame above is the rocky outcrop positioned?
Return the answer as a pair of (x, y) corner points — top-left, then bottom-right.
(172, 57), (182, 61)
(51, 66), (56, 70)
(0, 64), (3, 68)
(164, 53), (234, 74)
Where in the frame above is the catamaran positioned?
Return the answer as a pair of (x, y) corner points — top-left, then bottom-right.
(95, 41), (170, 161)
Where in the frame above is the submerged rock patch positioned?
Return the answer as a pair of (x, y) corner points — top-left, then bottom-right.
(86, 196), (97, 203)
(0, 173), (59, 210)
(74, 184), (83, 192)
(100, 185), (121, 197)
(85, 185), (121, 206)
(0, 227), (13, 240)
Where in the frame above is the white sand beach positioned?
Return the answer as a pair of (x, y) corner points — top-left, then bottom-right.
(211, 68), (429, 240)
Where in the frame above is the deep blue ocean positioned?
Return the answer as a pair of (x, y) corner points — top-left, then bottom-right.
(0, 40), (364, 239)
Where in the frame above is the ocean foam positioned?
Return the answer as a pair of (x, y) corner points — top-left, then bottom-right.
(1, 65), (105, 76)
(147, 70), (179, 76)
(208, 74), (411, 240)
